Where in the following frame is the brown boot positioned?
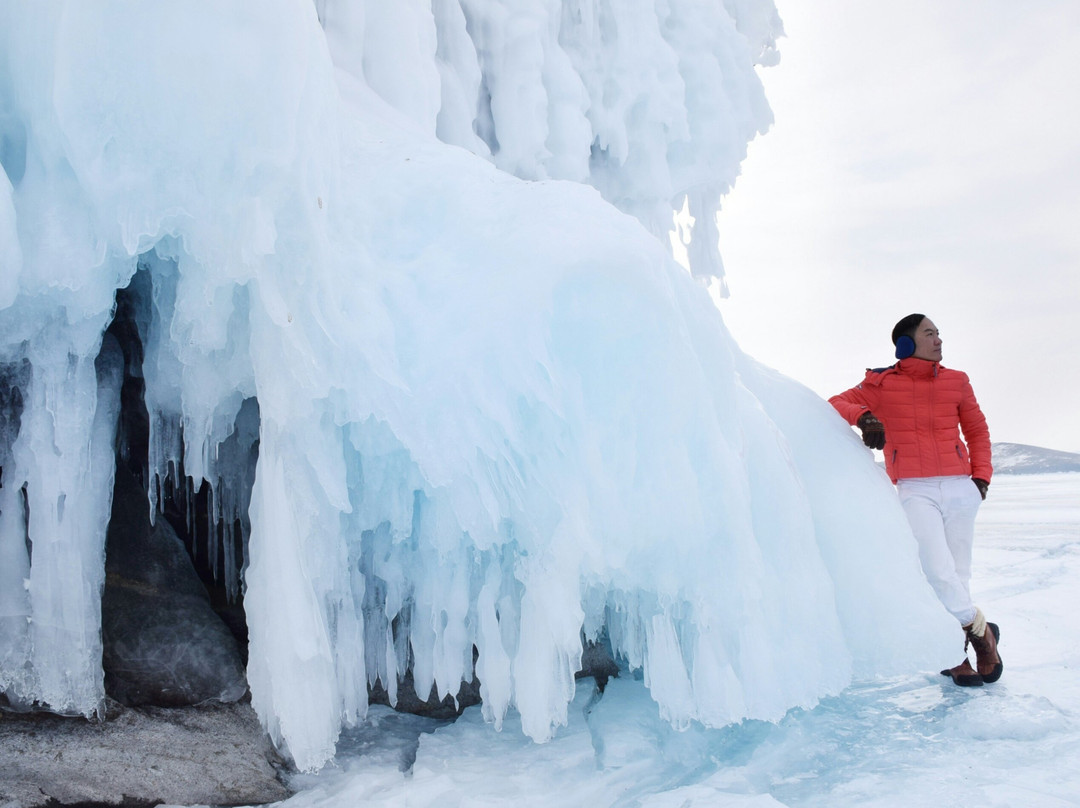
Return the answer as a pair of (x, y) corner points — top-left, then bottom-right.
(967, 621), (1003, 683)
(940, 657), (983, 687)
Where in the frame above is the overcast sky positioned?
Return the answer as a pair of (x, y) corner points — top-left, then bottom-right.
(715, 0), (1080, 454)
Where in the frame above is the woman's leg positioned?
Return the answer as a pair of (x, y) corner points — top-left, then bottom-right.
(896, 478), (977, 625)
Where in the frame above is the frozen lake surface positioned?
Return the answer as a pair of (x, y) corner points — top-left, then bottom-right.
(274, 472), (1080, 807)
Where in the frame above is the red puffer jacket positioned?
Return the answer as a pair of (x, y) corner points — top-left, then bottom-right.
(829, 357), (993, 484)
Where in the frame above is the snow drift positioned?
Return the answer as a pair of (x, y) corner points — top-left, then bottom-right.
(0, 0), (956, 771)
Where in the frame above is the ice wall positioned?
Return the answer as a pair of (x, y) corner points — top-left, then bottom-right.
(315, 0), (780, 282)
(1, 0), (956, 772)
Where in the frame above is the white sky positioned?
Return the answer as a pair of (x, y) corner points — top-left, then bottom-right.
(715, 0), (1080, 454)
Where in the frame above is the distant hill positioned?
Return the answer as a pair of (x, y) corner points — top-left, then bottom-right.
(992, 443), (1080, 474)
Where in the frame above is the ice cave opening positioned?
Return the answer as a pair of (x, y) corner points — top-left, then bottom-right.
(88, 262), (255, 706)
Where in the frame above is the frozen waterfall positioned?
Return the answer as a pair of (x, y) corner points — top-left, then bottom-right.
(0, 0), (956, 772)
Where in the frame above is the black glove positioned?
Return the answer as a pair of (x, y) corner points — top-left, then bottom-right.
(856, 411), (886, 450)
(973, 478), (989, 500)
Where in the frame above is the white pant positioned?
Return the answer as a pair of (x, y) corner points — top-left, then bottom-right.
(896, 476), (983, 626)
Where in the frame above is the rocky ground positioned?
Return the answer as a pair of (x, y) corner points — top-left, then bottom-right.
(0, 698), (292, 808)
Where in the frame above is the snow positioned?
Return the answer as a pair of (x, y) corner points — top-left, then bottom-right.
(262, 473), (1080, 807)
(0, 0), (986, 777)
(992, 443), (1080, 475)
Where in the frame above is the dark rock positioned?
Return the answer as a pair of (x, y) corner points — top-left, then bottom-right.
(369, 636), (619, 719)
(578, 637), (620, 691)
(0, 698), (291, 807)
(102, 467), (247, 707)
(368, 669), (482, 720)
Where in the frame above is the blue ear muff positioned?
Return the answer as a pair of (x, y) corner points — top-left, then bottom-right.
(895, 335), (915, 360)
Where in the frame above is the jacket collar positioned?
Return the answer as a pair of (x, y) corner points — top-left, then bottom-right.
(897, 356), (940, 378)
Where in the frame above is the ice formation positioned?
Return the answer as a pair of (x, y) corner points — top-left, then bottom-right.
(1, 0), (956, 772)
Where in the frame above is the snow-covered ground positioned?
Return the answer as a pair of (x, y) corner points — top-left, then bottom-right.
(276, 472), (1080, 808)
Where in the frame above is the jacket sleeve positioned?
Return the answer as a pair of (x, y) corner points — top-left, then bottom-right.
(829, 379), (878, 426)
(958, 374), (993, 481)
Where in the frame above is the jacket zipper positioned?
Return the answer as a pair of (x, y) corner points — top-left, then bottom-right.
(929, 374), (941, 475)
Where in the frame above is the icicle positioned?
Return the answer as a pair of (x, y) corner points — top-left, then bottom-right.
(206, 481), (218, 582)
(223, 509), (236, 602)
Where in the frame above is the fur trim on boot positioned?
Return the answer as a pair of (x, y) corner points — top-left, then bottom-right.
(967, 607), (988, 639)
